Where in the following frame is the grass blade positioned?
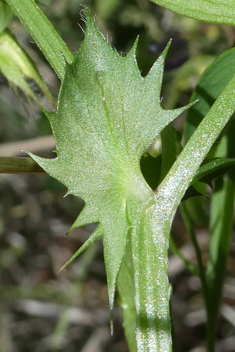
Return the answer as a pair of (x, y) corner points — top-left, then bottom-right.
(6, 0), (74, 80)
(206, 176), (235, 352)
(150, 0), (235, 26)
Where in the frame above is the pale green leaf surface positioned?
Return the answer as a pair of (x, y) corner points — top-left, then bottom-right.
(28, 12), (189, 322)
(150, 0), (235, 26)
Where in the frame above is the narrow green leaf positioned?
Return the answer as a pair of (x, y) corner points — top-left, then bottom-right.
(183, 49), (235, 349)
(148, 68), (235, 351)
(208, 178), (235, 314)
(206, 177), (235, 351)
(0, 0), (13, 33)
(191, 158), (235, 186)
(157, 70), (235, 221)
(0, 29), (55, 107)
(5, 0), (74, 80)
(182, 49), (235, 232)
(182, 196), (209, 227)
(181, 184), (203, 201)
(184, 48), (235, 142)
(150, 0), (235, 26)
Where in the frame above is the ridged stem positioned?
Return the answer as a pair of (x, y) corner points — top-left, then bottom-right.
(131, 201), (171, 352)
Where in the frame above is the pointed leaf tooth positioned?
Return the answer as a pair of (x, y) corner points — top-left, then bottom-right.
(102, 212), (130, 330)
(161, 39), (172, 59)
(42, 109), (58, 136)
(57, 225), (102, 273)
(103, 227), (127, 334)
(150, 101), (197, 145)
(162, 100), (198, 129)
(27, 152), (59, 177)
(28, 152), (79, 194)
(145, 40), (172, 96)
(125, 36), (141, 76)
(126, 36), (139, 60)
(67, 204), (99, 233)
(85, 10), (105, 45)
(42, 109), (54, 120)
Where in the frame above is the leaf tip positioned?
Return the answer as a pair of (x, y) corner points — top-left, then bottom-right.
(188, 98), (199, 110)
(110, 315), (114, 335)
(127, 36), (139, 58)
(82, 7), (97, 34)
(56, 266), (64, 275)
(160, 39), (172, 60)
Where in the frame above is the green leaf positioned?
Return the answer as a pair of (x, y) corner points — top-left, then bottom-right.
(150, 0), (235, 26)
(184, 48), (235, 142)
(183, 196), (209, 227)
(6, 0), (74, 80)
(206, 176), (235, 351)
(28, 11), (190, 346)
(0, 0), (13, 33)
(0, 29), (55, 107)
(148, 67), (235, 352)
(157, 68), (235, 219)
(182, 49), (235, 236)
(191, 158), (235, 186)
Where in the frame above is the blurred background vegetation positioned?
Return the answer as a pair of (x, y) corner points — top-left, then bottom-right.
(1, 0), (235, 351)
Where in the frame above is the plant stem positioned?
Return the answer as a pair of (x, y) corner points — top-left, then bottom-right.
(131, 201), (172, 352)
(117, 238), (137, 352)
(0, 157), (45, 173)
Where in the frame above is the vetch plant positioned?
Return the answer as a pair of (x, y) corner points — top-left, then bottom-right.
(1, 0), (235, 351)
